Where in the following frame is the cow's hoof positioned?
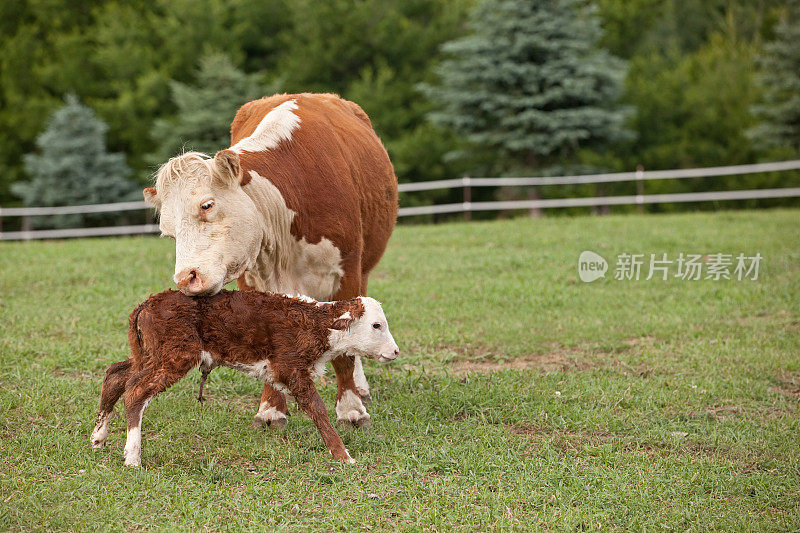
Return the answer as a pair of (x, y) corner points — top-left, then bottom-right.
(337, 415), (371, 430)
(266, 417), (287, 430)
(252, 416), (288, 430)
(252, 406), (288, 430)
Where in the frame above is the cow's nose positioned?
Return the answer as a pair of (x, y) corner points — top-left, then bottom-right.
(174, 268), (206, 295)
(393, 348), (400, 357)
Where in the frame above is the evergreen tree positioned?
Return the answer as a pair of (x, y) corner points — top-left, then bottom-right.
(749, 1), (800, 154)
(149, 52), (267, 163)
(424, 0), (630, 173)
(12, 94), (137, 228)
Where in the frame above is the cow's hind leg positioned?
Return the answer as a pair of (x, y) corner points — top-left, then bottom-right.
(253, 383), (289, 430)
(330, 267), (371, 429)
(355, 273), (372, 404)
(122, 365), (192, 467)
(91, 359), (132, 448)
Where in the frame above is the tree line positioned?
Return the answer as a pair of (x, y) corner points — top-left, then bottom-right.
(1, 0), (798, 220)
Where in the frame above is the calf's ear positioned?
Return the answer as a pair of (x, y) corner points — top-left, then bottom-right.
(213, 149), (247, 187)
(331, 312), (354, 331)
(143, 187), (161, 209)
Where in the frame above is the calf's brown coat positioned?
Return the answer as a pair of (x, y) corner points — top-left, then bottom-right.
(92, 290), (380, 465)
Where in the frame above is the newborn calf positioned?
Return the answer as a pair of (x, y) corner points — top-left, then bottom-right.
(90, 290), (399, 466)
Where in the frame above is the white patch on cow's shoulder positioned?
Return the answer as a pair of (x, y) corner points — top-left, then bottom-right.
(336, 389), (370, 424)
(242, 172), (344, 300)
(231, 99), (301, 154)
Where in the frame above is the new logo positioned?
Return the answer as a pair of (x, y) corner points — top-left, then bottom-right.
(578, 250), (608, 282)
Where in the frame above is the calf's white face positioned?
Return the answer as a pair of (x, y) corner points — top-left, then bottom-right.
(145, 151), (262, 296)
(335, 297), (399, 363)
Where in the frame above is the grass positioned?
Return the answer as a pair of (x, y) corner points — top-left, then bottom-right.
(1, 209), (799, 531)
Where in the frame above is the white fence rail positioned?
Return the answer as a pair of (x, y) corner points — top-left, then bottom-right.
(1, 160), (799, 241)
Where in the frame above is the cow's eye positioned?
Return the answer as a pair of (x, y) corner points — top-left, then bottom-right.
(200, 200), (215, 211)
(372, 322), (381, 330)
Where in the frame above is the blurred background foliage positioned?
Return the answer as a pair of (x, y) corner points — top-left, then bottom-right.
(0, 0), (798, 215)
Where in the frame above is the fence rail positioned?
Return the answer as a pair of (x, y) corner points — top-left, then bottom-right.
(2, 160), (799, 241)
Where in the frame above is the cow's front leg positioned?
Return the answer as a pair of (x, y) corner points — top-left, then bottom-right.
(332, 355), (371, 429)
(353, 355), (372, 404)
(252, 383), (289, 429)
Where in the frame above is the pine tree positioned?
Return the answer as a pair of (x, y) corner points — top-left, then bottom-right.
(749, 1), (800, 154)
(424, 0), (630, 173)
(12, 94), (137, 228)
(149, 52), (267, 163)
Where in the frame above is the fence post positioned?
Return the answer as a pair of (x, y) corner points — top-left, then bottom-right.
(462, 175), (471, 221)
(21, 215), (31, 238)
(635, 164), (645, 213)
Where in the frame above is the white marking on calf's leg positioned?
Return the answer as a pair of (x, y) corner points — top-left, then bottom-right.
(123, 426), (142, 467)
(90, 411), (113, 448)
(123, 398), (150, 467)
(336, 389), (371, 429)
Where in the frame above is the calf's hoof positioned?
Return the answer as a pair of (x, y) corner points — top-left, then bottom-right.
(90, 429), (108, 448)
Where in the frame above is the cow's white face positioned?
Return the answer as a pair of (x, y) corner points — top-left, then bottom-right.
(333, 297), (399, 363)
(145, 151), (262, 296)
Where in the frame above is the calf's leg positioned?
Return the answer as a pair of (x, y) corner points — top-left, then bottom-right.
(91, 359), (133, 448)
(253, 383), (290, 429)
(285, 372), (354, 463)
(122, 367), (190, 467)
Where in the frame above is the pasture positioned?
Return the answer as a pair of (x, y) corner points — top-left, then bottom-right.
(1, 210), (799, 531)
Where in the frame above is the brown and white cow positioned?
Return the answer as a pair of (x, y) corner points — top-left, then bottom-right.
(90, 290), (399, 466)
(143, 93), (398, 429)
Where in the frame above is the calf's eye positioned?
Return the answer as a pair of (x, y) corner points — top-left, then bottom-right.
(372, 322), (381, 330)
(201, 200), (215, 211)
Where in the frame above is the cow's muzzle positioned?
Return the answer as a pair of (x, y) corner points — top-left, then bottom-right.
(174, 268), (208, 295)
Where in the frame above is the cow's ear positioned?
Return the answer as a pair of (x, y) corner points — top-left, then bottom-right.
(331, 311), (355, 331)
(213, 149), (243, 187)
(143, 187), (160, 209)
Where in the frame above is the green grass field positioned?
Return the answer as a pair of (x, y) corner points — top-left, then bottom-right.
(1, 210), (799, 531)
